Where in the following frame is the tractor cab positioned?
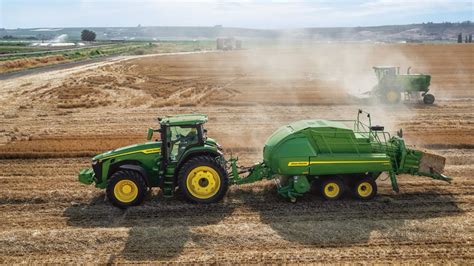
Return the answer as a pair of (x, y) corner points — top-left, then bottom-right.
(148, 114), (209, 163)
(373, 66), (399, 81)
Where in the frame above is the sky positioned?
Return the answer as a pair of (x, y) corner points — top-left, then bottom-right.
(0, 0), (473, 29)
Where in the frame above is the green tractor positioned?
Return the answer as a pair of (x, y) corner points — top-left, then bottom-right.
(371, 66), (435, 104)
(79, 111), (450, 207)
(79, 114), (228, 208)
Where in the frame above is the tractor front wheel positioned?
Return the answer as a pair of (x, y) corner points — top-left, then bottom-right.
(178, 155), (228, 204)
(106, 170), (147, 208)
(423, 93), (435, 104)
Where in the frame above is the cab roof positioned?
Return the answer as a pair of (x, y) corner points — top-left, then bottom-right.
(159, 114), (208, 126)
(373, 66), (398, 69)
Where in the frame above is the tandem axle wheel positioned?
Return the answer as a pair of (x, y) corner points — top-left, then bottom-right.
(316, 176), (378, 202)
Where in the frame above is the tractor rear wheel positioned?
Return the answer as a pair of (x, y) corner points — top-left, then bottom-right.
(106, 170), (147, 208)
(320, 177), (344, 200)
(423, 93), (435, 104)
(353, 178), (377, 200)
(178, 155), (228, 204)
(384, 89), (401, 104)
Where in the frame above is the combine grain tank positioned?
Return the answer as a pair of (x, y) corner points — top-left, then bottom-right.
(230, 110), (450, 202)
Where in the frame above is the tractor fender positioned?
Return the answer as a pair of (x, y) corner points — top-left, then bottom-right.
(176, 149), (223, 173)
(118, 164), (151, 187)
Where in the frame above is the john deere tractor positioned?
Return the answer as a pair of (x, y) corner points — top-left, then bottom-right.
(79, 114), (228, 208)
(371, 66), (435, 104)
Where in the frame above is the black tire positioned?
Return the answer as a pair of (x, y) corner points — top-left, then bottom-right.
(423, 93), (435, 104)
(353, 178), (377, 200)
(320, 177), (345, 200)
(106, 170), (147, 208)
(178, 155), (228, 204)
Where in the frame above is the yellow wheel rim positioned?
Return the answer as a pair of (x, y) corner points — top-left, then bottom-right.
(114, 179), (138, 203)
(323, 182), (340, 198)
(357, 182), (373, 198)
(386, 91), (399, 103)
(186, 166), (221, 199)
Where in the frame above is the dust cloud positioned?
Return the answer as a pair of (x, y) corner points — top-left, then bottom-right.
(210, 41), (425, 136)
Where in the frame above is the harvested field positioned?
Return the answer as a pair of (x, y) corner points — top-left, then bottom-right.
(0, 44), (473, 263)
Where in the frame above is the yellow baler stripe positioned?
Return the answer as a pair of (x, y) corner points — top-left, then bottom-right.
(310, 160), (390, 164)
(288, 162), (309, 166)
(288, 160), (390, 166)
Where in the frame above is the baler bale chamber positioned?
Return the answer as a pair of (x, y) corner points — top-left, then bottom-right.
(228, 110), (451, 202)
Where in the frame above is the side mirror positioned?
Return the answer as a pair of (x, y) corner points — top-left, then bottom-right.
(147, 128), (154, 141)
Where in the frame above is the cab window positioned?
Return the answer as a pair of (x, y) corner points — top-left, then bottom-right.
(169, 126), (199, 160)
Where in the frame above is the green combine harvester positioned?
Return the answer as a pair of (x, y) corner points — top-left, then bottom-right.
(79, 111), (450, 208)
(370, 66), (435, 104)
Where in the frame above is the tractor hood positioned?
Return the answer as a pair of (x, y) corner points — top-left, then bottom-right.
(93, 141), (162, 161)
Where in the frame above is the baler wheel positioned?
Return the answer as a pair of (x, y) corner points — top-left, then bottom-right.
(353, 178), (377, 200)
(423, 94), (435, 104)
(106, 170), (147, 208)
(178, 155), (228, 204)
(320, 177), (344, 200)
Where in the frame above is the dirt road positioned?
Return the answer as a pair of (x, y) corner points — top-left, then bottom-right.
(0, 44), (472, 263)
(0, 50), (213, 81)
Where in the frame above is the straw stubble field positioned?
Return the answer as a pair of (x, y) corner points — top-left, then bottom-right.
(0, 44), (473, 263)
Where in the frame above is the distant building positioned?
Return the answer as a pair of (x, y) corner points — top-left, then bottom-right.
(216, 37), (242, 50)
